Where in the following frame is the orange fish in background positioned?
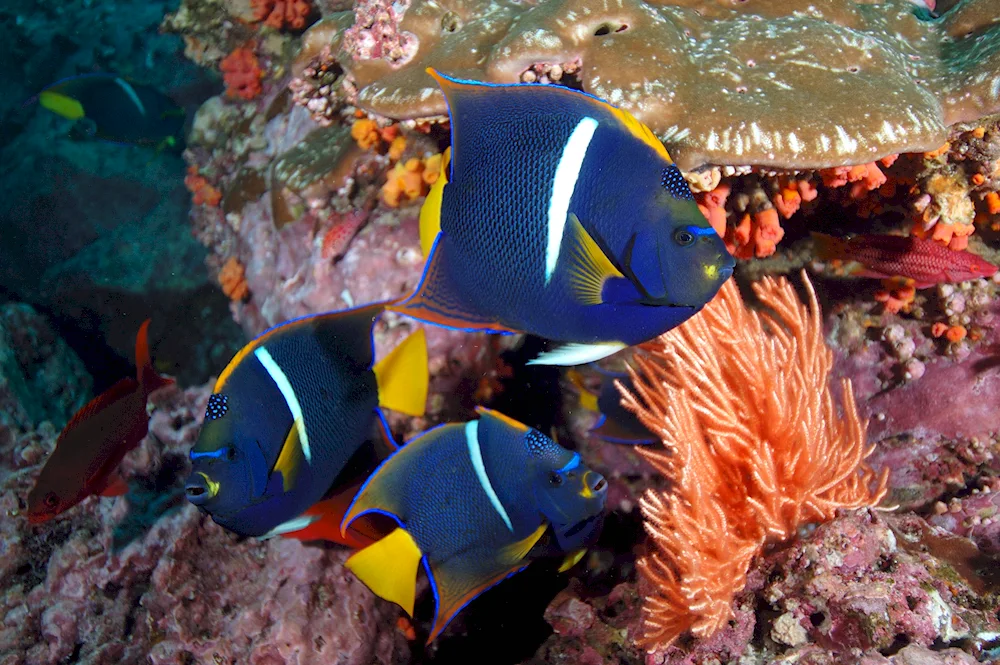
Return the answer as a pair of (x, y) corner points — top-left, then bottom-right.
(27, 320), (174, 523)
(812, 232), (998, 288)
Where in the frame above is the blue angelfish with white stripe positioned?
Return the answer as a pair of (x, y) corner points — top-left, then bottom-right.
(341, 407), (607, 642)
(394, 68), (735, 366)
(33, 73), (185, 149)
(185, 301), (428, 542)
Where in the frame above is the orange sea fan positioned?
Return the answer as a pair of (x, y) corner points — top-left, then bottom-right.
(622, 272), (888, 651)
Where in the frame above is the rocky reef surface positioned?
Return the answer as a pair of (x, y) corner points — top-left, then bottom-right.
(3, 0), (1000, 663)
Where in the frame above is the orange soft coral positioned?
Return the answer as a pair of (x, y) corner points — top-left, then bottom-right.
(727, 209), (784, 259)
(184, 165), (222, 207)
(350, 117), (403, 153)
(220, 48), (263, 100)
(251, 0), (311, 30)
(218, 256), (250, 301)
(621, 272), (888, 651)
(380, 154), (441, 207)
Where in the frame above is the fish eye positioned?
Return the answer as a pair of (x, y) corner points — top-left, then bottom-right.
(44, 492), (59, 508)
(226, 446), (237, 461)
(673, 228), (695, 247)
(549, 472), (564, 487)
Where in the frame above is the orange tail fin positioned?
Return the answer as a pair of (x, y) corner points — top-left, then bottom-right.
(135, 319), (175, 394)
(280, 480), (390, 549)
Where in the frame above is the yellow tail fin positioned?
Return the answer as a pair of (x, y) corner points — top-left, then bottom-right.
(374, 328), (428, 416)
(346, 527), (423, 616)
(39, 91), (85, 120)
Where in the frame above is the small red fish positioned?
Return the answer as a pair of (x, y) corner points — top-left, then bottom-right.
(27, 320), (174, 523)
(812, 232), (998, 288)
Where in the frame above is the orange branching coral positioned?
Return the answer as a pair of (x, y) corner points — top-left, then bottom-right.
(381, 154), (442, 207)
(219, 257), (250, 301)
(184, 165), (222, 207)
(621, 272), (889, 651)
(220, 48), (263, 100)
(251, 0), (312, 30)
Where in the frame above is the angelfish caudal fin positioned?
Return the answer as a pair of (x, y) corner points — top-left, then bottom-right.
(346, 527), (423, 616)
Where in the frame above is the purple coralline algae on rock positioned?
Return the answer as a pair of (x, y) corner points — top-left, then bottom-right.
(0, 383), (408, 665)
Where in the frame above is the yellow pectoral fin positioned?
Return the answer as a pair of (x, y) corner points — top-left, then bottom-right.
(39, 91), (85, 120)
(498, 522), (548, 564)
(374, 328), (428, 417)
(564, 214), (625, 306)
(272, 419), (304, 492)
(558, 548), (587, 573)
(419, 146), (450, 257)
(346, 527), (422, 616)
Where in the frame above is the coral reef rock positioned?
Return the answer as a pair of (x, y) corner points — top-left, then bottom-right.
(1, 383), (408, 665)
(331, 0), (1000, 169)
(0, 303), (91, 433)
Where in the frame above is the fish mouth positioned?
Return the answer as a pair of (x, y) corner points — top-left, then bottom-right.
(184, 472), (218, 506)
(27, 511), (52, 525)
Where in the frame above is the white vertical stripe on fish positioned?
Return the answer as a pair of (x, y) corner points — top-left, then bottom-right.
(546, 116), (599, 285)
(114, 78), (146, 116)
(465, 420), (513, 531)
(254, 347), (311, 463)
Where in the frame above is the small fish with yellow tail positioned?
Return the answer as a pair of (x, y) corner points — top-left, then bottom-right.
(185, 301), (429, 544)
(567, 366), (656, 445)
(341, 407), (607, 642)
(27, 320), (174, 523)
(392, 69), (734, 366)
(30, 73), (185, 149)
(812, 232), (998, 288)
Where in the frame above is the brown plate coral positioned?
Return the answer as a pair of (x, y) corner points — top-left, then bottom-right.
(329, 0), (1000, 170)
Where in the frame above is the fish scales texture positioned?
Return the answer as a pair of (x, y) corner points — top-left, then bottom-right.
(39, 379), (146, 497)
(430, 78), (729, 345)
(262, 313), (379, 481)
(361, 423), (542, 561)
(191, 306), (382, 536)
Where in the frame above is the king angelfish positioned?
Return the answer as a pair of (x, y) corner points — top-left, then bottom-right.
(393, 68), (735, 366)
(342, 407), (607, 642)
(185, 301), (428, 543)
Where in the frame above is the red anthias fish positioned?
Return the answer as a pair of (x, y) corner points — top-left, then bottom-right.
(812, 232), (998, 288)
(26, 320), (174, 523)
